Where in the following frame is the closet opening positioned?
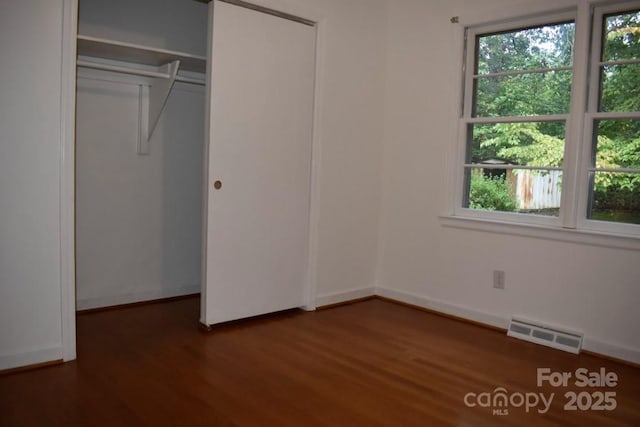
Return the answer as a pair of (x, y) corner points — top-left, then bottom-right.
(74, 0), (209, 318)
(71, 0), (319, 343)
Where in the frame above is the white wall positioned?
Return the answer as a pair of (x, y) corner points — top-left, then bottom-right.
(0, 1), (66, 370)
(377, 0), (640, 363)
(273, 0), (388, 304)
(15, 0), (636, 370)
(75, 77), (204, 310)
(316, 0), (386, 301)
(77, 0), (388, 307)
(231, 0), (387, 305)
(0, 0), (388, 369)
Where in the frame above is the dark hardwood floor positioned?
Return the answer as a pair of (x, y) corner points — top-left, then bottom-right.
(1, 297), (638, 426)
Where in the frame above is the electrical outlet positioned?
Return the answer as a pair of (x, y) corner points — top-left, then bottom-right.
(493, 270), (505, 289)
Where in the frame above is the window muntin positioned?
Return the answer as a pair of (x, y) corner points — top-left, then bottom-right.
(474, 71), (573, 117)
(468, 122), (566, 168)
(473, 22), (575, 118)
(465, 167), (563, 216)
(587, 7), (640, 226)
(600, 64), (640, 112)
(602, 10), (640, 62)
(458, 2), (640, 235)
(587, 119), (640, 225)
(476, 23), (575, 74)
(462, 19), (574, 218)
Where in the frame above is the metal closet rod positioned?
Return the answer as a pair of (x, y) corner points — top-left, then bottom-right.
(76, 60), (205, 86)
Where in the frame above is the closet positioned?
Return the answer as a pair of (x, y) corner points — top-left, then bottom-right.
(75, 0), (208, 311)
(74, 0), (318, 326)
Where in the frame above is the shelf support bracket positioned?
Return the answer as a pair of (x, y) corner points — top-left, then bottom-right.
(137, 84), (150, 154)
(147, 59), (180, 142)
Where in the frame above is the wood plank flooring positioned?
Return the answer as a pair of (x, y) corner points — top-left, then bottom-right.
(1, 297), (639, 426)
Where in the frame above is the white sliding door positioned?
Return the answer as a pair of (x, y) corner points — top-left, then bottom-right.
(202, 0), (316, 325)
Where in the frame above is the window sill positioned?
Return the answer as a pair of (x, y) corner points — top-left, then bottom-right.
(439, 215), (640, 251)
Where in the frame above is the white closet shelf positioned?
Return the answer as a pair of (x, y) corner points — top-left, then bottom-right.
(77, 35), (207, 73)
(76, 35), (207, 148)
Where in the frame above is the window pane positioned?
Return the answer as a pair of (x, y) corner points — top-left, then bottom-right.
(589, 172), (640, 224)
(469, 122), (565, 167)
(594, 119), (640, 169)
(600, 64), (640, 112)
(476, 22), (575, 74)
(602, 10), (640, 62)
(474, 71), (572, 117)
(464, 167), (561, 216)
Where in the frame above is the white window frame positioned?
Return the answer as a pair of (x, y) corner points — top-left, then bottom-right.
(449, 1), (640, 244)
(577, 0), (640, 236)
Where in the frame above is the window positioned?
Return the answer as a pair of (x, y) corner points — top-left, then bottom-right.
(586, 4), (640, 229)
(456, 2), (640, 236)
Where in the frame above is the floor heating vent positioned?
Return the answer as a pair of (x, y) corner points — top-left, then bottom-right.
(507, 317), (583, 354)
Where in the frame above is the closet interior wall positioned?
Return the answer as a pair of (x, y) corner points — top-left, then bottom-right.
(75, 0), (208, 310)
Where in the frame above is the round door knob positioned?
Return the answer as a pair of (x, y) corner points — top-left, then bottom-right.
(214, 180), (222, 190)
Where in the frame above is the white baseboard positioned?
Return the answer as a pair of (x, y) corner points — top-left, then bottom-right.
(0, 346), (63, 371)
(375, 287), (509, 329)
(8, 286), (636, 371)
(375, 286), (640, 365)
(582, 337), (640, 365)
(315, 287), (375, 308)
(77, 284), (200, 310)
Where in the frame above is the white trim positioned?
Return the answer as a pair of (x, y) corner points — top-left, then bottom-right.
(474, 65), (573, 79)
(576, 112), (596, 232)
(455, 10), (577, 223)
(315, 287), (375, 308)
(462, 24), (475, 119)
(375, 287), (508, 329)
(576, 0), (640, 236)
(60, 0), (78, 363)
(582, 337), (640, 365)
(257, 283), (640, 364)
(303, 16), (326, 312)
(455, 207), (563, 227)
(0, 347), (64, 371)
(200, 2), (215, 325)
(454, 1), (640, 237)
(581, 217), (640, 237)
(375, 286), (640, 364)
(464, 9), (576, 39)
(593, 0), (640, 18)
(560, 1), (591, 229)
(447, 24), (467, 217)
(588, 167), (640, 174)
(589, 111), (640, 119)
(600, 58), (640, 66)
(76, 284), (200, 311)
(455, 1), (576, 27)
(465, 114), (569, 124)
(236, 0), (324, 23)
(439, 214), (640, 251)
(464, 164), (564, 171)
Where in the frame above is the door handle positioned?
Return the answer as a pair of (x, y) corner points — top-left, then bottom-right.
(214, 180), (222, 190)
